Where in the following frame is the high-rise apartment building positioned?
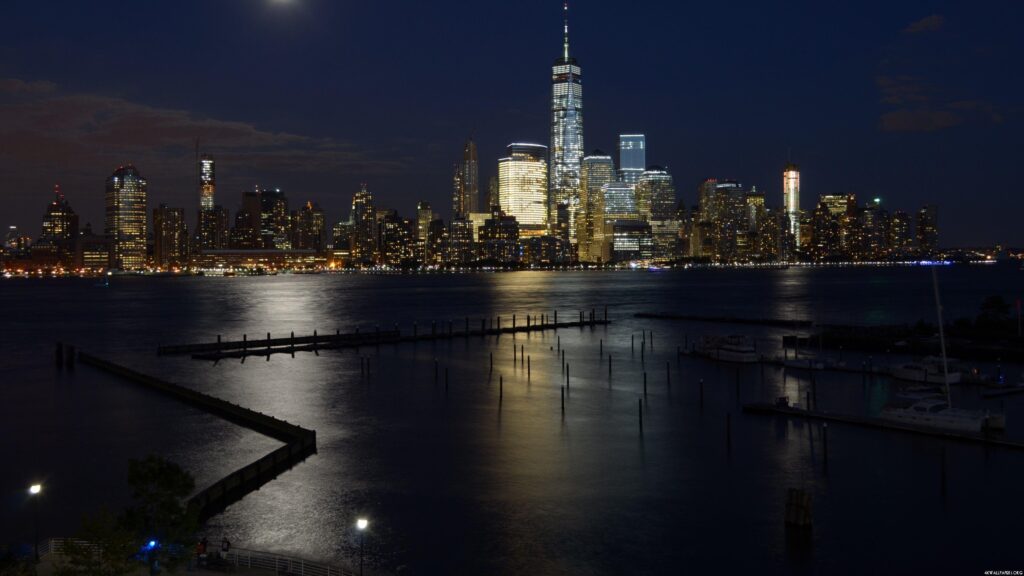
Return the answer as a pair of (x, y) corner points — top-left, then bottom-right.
(453, 139), (479, 217)
(549, 2), (584, 236)
(351, 184), (377, 263)
(498, 143), (549, 230)
(294, 201), (326, 251)
(916, 205), (938, 256)
(153, 204), (188, 269)
(416, 201), (434, 263)
(105, 164), (148, 270)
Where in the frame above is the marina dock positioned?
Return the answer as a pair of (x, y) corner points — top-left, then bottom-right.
(160, 312), (611, 361)
(742, 402), (1024, 451)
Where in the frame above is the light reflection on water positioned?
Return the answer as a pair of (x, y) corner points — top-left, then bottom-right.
(2, 266), (1024, 574)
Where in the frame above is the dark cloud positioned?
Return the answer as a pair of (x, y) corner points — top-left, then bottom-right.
(876, 75), (930, 105)
(880, 109), (961, 132)
(0, 80), (401, 176)
(904, 14), (945, 34)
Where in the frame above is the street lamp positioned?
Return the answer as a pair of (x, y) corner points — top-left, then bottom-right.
(356, 518), (368, 576)
(28, 484), (42, 562)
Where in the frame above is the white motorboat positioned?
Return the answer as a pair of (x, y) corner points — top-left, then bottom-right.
(880, 398), (1002, 433)
(700, 335), (759, 363)
(890, 359), (962, 385)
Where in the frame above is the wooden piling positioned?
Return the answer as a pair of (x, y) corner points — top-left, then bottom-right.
(643, 372), (647, 395)
(726, 412), (732, 451)
(528, 355), (531, 379)
(566, 364), (570, 388)
(600, 339), (603, 357)
(500, 375), (503, 402)
(490, 352), (493, 373)
(65, 344), (75, 369)
(823, 423), (829, 470)
(608, 354), (612, 376)
(561, 386), (565, 415)
(639, 398), (643, 431)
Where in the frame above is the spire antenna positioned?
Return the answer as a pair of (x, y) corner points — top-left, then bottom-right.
(563, 1), (570, 60)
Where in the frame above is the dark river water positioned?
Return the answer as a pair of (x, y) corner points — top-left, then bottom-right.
(2, 264), (1023, 574)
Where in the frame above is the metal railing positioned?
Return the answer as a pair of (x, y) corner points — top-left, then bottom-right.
(225, 547), (356, 576)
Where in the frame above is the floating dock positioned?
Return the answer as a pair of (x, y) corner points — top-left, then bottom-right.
(742, 402), (1024, 451)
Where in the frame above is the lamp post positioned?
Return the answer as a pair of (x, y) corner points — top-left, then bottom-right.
(28, 484), (42, 563)
(356, 518), (368, 576)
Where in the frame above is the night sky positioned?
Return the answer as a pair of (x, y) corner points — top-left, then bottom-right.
(1, 0), (1020, 246)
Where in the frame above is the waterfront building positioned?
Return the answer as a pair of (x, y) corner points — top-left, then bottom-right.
(618, 134), (645, 184)
(607, 220), (653, 263)
(36, 185), (79, 267)
(416, 202), (434, 263)
(521, 235), (568, 266)
(75, 223), (110, 270)
(259, 187), (290, 249)
(549, 2), (584, 237)
(498, 143), (549, 231)
(104, 164), (148, 270)
(889, 210), (913, 258)
(446, 218), (476, 265)
(579, 152), (614, 262)
(916, 205), (939, 257)
(453, 139), (479, 217)
(377, 210), (415, 267)
(426, 218), (447, 266)
(478, 208), (520, 264)
(153, 204), (188, 269)
(783, 163), (801, 249)
(198, 206), (230, 251)
(294, 201), (326, 251)
(351, 184), (377, 263)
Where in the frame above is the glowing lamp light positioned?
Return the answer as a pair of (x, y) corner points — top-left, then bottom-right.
(356, 518), (368, 531)
(28, 484), (42, 495)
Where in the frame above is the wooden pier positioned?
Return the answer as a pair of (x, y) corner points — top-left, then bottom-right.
(78, 351), (317, 520)
(162, 315), (611, 361)
(635, 312), (813, 328)
(743, 402), (1024, 451)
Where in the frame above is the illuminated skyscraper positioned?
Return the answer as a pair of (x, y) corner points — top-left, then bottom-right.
(38, 185), (79, 266)
(199, 154), (215, 210)
(259, 187), (290, 249)
(916, 205), (938, 256)
(618, 135), (645, 184)
(498, 143), (548, 230)
(550, 2), (584, 236)
(351, 184), (377, 263)
(636, 167), (675, 221)
(602, 181), (637, 221)
(453, 139), (479, 217)
(294, 201), (326, 251)
(579, 152), (614, 262)
(105, 164), (148, 270)
(783, 163), (801, 248)
(416, 201), (434, 262)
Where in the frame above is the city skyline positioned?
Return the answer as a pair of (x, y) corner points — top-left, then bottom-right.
(0, 1), (1020, 246)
